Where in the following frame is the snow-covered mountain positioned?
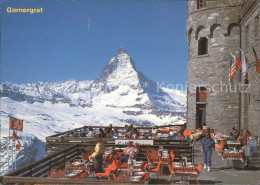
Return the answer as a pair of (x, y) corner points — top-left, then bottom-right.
(0, 47), (186, 175)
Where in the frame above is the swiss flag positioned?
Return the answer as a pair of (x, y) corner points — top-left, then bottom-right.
(16, 140), (21, 150)
(12, 130), (18, 141)
(9, 116), (23, 131)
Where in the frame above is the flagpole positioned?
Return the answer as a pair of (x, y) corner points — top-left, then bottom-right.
(0, 115), (2, 174)
(8, 122), (10, 173)
(15, 131), (17, 171)
(11, 131), (13, 172)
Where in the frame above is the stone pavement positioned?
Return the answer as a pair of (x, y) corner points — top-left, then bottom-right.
(150, 143), (260, 184)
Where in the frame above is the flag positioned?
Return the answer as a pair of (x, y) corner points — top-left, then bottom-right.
(9, 116), (23, 131)
(229, 51), (242, 82)
(12, 130), (18, 141)
(240, 48), (249, 79)
(253, 47), (260, 73)
(16, 140), (21, 150)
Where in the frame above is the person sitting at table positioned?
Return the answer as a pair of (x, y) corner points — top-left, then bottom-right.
(106, 124), (114, 138)
(131, 128), (139, 139)
(189, 127), (202, 143)
(118, 141), (134, 163)
(80, 126), (88, 137)
(77, 130), (82, 137)
(63, 131), (70, 137)
(152, 125), (158, 136)
(170, 130), (178, 139)
(113, 127), (120, 138)
(201, 132), (215, 172)
(125, 125), (133, 138)
(178, 123), (186, 135)
(69, 131), (74, 137)
(89, 141), (105, 173)
(177, 132), (185, 140)
(132, 143), (140, 158)
(72, 128), (78, 137)
(98, 128), (106, 138)
(229, 127), (239, 141)
(86, 127), (94, 138)
(124, 124), (129, 133)
(144, 129), (153, 139)
(241, 130), (250, 146)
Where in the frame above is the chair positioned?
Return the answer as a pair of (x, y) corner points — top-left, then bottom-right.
(56, 169), (65, 178)
(95, 164), (113, 180)
(139, 172), (150, 181)
(74, 171), (87, 179)
(183, 130), (192, 137)
(190, 162), (202, 184)
(46, 171), (51, 178)
(141, 162), (148, 172)
(167, 162), (173, 181)
(148, 161), (162, 180)
(182, 162), (202, 184)
(146, 151), (151, 163)
(170, 151), (175, 162)
(215, 140), (225, 149)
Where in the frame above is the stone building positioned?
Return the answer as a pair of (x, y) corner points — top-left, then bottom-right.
(186, 0), (260, 137)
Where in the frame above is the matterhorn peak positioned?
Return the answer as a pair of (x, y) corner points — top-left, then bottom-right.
(118, 46), (128, 55)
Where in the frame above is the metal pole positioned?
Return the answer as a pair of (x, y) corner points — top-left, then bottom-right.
(15, 132), (17, 171)
(11, 132), (13, 172)
(0, 115), (2, 174)
(8, 122), (10, 172)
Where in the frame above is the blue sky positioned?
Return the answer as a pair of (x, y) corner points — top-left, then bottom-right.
(1, 1), (188, 86)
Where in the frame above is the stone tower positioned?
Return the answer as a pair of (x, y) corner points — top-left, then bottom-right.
(186, 0), (245, 133)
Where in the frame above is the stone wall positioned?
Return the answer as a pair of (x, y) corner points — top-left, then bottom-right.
(186, 0), (245, 134)
(240, 1), (260, 137)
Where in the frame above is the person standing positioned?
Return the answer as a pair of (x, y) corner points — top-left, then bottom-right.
(201, 132), (215, 172)
(89, 141), (105, 173)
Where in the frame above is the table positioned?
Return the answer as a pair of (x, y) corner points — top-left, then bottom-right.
(64, 170), (83, 179)
(222, 152), (244, 161)
(227, 141), (241, 150)
(169, 162), (199, 183)
(118, 170), (148, 181)
(120, 161), (144, 169)
(71, 162), (87, 171)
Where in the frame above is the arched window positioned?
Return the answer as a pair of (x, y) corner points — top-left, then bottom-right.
(197, 0), (206, 9)
(198, 37), (208, 55)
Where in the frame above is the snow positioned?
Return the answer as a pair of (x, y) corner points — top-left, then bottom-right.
(0, 47), (187, 175)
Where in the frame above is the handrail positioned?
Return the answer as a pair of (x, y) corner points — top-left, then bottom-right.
(47, 124), (185, 137)
(0, 176), (145, 184)
(6, 144), (79, 177)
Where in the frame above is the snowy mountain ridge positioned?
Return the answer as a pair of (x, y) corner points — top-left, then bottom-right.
(0, 47), (186, 175)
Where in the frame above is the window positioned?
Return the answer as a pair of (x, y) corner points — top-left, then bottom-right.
(198, 37), (208, 55)
(196, 87), (207, 102)
(196, 87), (207, 128)
(197, 0), (206, 9)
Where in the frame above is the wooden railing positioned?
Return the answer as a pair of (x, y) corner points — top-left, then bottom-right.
(0, 176), (145, 184)
(0, 142), (194, 184)
(5, 145), (82, 178)
(47, 124), (184, 138)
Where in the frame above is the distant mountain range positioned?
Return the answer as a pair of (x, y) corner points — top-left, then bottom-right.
(0, 47), (186, 175)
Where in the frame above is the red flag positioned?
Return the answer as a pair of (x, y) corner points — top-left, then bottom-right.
(9, 116), (23, 131)
(253, 47), (260, 73)
(12, 130), (18, 141)
(229, 51), (242, 82)
(16, 140), (21, 150)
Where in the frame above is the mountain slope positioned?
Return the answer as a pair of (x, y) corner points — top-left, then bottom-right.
(0, 47), (186, 175)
